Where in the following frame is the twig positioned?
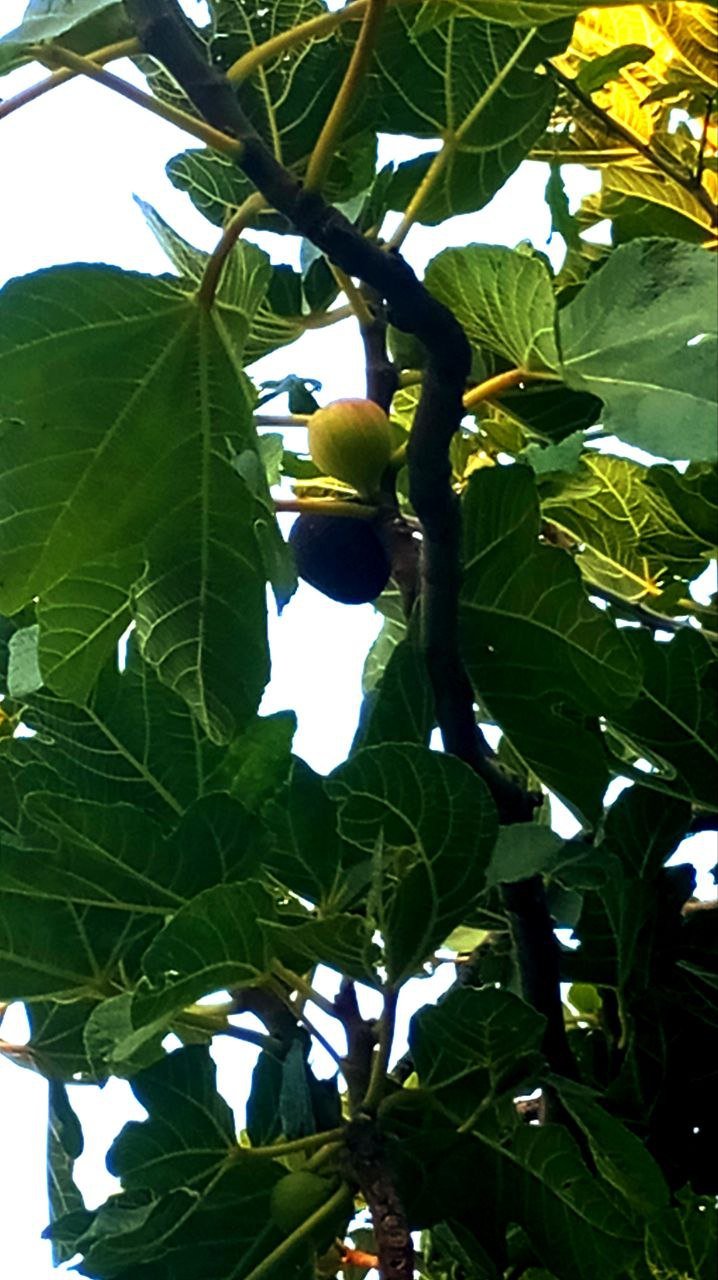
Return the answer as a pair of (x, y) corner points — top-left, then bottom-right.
(0, 37), (139, 122)
(696, 92), (716, 186)
(546, 61), (718, 227)
(361, 284), (399, 411)
(274, 497), (378, 519)
(256, 413), (309, 427)
(234, 1128), (345, 1160)
(305, 0), (388, 192)
(271, 961), (343, 1020)
(344, 1118), (414, 1280)
(334, 979), (377, 1114)
(43, 44), (241, 156)
(589, 584), (693, 633)
(362, 988), (397, 1112)
(688, 812), (718, 835)
(502, 877), (578, 1079)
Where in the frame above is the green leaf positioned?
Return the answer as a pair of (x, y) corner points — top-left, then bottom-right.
(521, 432), (585, 476)
(410, 2), (634, 30)
(575, 44), (654, 95)
(461, 465), (640, 820)
(328, 744), (498, 982)
(215, 711), (296, 810)
(0, 0), (132, 75)
(545, 163), (582, 251)
(487, 825), (565, 886)
(540, 453), (709, 602)
(83, 992), (168, 1079)
(0, 790), (264, 913)
(600, 784), (690, 879)
(266, 910), (379, 984)
(549, 1077), (669, 1217)
(264, 759), (368, 912)
(559, 239), (718, 461)
(108, 1045), (235, 1194)
(134, 881), (274, 1029)
(136, 197), (324, 365)
(644, 463), (718, 556)
(7, 623), (42, 698)
(0, 264), (274, 739)
(0, 893), (144, 1001)
(35, 555), (140, 705)
(426, 245), (560, 373)
(25, 1000), (98, 1080)
(608, 629), (718, 806)
(645, 1187), (717, 1280)
(411, 987), (545, 1113)
(378, 15), (571, 222)
(14, 644), (225, 818)
(46, 1081), (85, 1266)
(353, 637), (434, 750)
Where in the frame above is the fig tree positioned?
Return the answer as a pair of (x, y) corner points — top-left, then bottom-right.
(308, 398), (393, 497)
(289, 514), (391, 604)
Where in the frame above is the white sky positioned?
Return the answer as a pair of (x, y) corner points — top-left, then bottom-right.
(0, 4), (715, 1276)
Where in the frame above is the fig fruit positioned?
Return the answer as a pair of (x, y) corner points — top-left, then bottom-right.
(308, 398), (393, 497)
(270, 1171), (333, 1236)
(289, 514), (391, 604)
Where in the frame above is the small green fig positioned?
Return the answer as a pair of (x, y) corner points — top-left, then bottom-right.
(270, 1171), (332, 1235)
(308, 398), (393, 497)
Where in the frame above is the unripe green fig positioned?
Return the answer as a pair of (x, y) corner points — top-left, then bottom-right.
(308, 398), (393, 497)
(289, 514), (391, 605)
(270, 1171), (333, 1235)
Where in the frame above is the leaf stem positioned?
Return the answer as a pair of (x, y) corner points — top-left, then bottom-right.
(387, 27), (538, 249)
(274, 497), (378, 520)
(44, 45), (242, 156)
(226, 0), (422, 84)
(256, 414), (310, 427)
(0, 37), (140, 122)
(233, 1128), (345, 1160)
(304, 303), (355, 330)
(546, 61), (718, 227)
(463, 366), (555, 411)
(198, 193), (267, 309)
(361, 988), (397, 1112)
(330, 265), (375, 328)
(239, 1183), (352, 1280)
(304, 0), (388, 193)
(271, 961), (343, 1020)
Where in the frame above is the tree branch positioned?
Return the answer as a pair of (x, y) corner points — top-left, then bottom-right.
(0, 37), (139, 122)
(546, 61), (718, 227)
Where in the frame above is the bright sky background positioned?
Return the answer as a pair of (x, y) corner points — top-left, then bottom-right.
(0, 2), (715, 1275)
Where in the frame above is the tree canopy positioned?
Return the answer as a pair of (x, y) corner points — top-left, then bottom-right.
(0, 2), (716, 1278)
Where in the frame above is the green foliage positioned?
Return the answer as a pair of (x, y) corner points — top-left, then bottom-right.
(0, 1), (716, 1278)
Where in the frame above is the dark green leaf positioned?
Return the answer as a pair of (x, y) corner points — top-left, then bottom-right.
(328, 744), (498, 982)
(559, 239), (718, 461)
(575, 44), (654, 95)
(461, 466), (640, 819)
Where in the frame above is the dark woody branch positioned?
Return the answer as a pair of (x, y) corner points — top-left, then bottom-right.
(126, 0), (572, 1084)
